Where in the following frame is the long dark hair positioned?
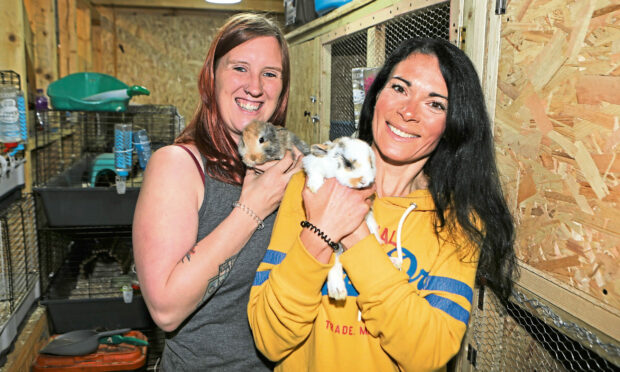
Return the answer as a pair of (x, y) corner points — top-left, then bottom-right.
(359, 38), (517, 302)
(176, 13), (290, 185)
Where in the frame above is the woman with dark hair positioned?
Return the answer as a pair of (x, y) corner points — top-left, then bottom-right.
(133, 13), (301, 371)
(248, 37), (516, 371)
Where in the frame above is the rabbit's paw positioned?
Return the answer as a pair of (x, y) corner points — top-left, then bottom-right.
(327, 259), (347, 301)
(305, 174), (325, 193)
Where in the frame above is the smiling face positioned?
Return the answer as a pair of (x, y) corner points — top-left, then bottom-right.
(372, 53), (448, 166)
(214, 36), (284, 143)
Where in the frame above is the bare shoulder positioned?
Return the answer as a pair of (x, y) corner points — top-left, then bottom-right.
(151, 143), (199, 161)
(142, 144), (204, 195)
(148, 144), (202, 171)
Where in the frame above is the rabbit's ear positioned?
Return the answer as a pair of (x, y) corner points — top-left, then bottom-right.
(265, 122), (279, 138)
(332, 137), (350, 150)
(310, 143), (330, 157)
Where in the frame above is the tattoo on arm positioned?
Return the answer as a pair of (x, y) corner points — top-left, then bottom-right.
(206, 276), (219, 295)
(177, 244), (239, 306)
(200, 255), (239, 305)
(179, 246), (197, 264)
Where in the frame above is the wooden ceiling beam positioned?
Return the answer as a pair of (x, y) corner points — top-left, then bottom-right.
(89, 0), (284, 13)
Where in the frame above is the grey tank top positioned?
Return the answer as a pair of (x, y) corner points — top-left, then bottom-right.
(161, 154), (275, 371)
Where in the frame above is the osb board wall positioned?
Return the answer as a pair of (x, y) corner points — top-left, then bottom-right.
(495, 0), (619, 310)
(96, 7), (237, 123)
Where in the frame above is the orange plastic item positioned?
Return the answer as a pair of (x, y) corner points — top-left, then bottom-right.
(32, 330), (148, 371)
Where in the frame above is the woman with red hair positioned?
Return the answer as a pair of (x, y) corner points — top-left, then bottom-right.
(133, 13), (300, 371)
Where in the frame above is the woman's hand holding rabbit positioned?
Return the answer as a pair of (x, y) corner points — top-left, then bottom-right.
(302, 178), (374, 257)
(340, 217), (372, 251)
(240, 150), (303, 221)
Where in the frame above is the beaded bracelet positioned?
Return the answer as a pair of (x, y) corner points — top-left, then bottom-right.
(300, 220), (340, 251)
(232, 201), (264, 230)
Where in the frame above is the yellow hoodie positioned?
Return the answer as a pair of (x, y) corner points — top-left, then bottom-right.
(248, 172), (479, 372)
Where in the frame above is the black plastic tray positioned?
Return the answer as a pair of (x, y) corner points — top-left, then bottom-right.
(34, 156), (139, 227)
(36, 187), (139, 227)
(41, 296), (153, 334)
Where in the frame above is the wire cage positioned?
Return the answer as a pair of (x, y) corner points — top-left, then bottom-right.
(33, 105), (183, 188)
(37, 227), (72, 296)
(0, 194), (38, 321)
(37, 225), (135, 296)
(0, 70), (37, 360)
(32, 105), (183, 227)
(328, 2), (451, 139)
(0, 70), (27, 208)
(37, 225), (165, 368)
(464, 286), (620, 371)
(38, 226), (153, 333)
(40, 229), (134, 301)
(0, 195), (39, 355)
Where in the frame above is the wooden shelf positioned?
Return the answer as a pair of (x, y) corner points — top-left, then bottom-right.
(515, 262), (620, 351)
(28, 127), (77, 151)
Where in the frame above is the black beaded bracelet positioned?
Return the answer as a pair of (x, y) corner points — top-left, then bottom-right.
(300, 220), (340, 251)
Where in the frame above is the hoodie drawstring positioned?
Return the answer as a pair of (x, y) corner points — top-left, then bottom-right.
(394, 203), (417, 269)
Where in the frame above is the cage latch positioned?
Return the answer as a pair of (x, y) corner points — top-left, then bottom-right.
(467, 344), (477, 367)
(459, 27), (466, 50)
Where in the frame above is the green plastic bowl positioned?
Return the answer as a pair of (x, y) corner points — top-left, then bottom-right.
(47, 72), (149, 112)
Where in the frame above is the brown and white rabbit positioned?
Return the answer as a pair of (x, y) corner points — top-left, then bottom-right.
(238, 120), (310, 168)
(302, 137), (381, 301)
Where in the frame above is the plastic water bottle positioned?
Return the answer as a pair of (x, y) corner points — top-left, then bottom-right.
(0, 86), (22, 144)
(114, 123), (133, 194)
(134, 129), (151, 170)
(35, 89), (49, 131)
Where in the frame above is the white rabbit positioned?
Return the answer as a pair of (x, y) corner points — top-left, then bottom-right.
(302, 137), (376, 193)
(302, 137), (381, 301)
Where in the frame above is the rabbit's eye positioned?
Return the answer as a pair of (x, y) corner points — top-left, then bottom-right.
(259, 137), (265, 144)
(340, 154), (353, 169)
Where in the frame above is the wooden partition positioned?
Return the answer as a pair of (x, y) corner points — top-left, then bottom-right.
(494, 0), (619, 341)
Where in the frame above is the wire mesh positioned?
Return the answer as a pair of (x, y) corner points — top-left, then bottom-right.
(330, 31), (367, 139)
(41, 233), (135, 301)
(0, 71), (21, 90)
(37, 227), (73, 295)
(143, 327), (166, 371)
(328, 2), (451, 139)
(467, 286), (620, 371)
(33, 105), (183, 188)
(0, 195), (39, 328)
(327, 2), (620, 370)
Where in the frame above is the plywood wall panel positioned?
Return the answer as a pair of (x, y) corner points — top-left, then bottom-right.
(496, 0), (620, 310)
(97, 8), (237, 124)
(57, 0), (78, 77)
(24, 0), (59, 92)
(96, 6), (116, 77)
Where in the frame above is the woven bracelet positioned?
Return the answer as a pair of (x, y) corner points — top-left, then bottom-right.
(232, 201), (264, 230)
(300, 220), (340, 251)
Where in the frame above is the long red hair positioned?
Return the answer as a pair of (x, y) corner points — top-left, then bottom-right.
(176, 13), (290, 185)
